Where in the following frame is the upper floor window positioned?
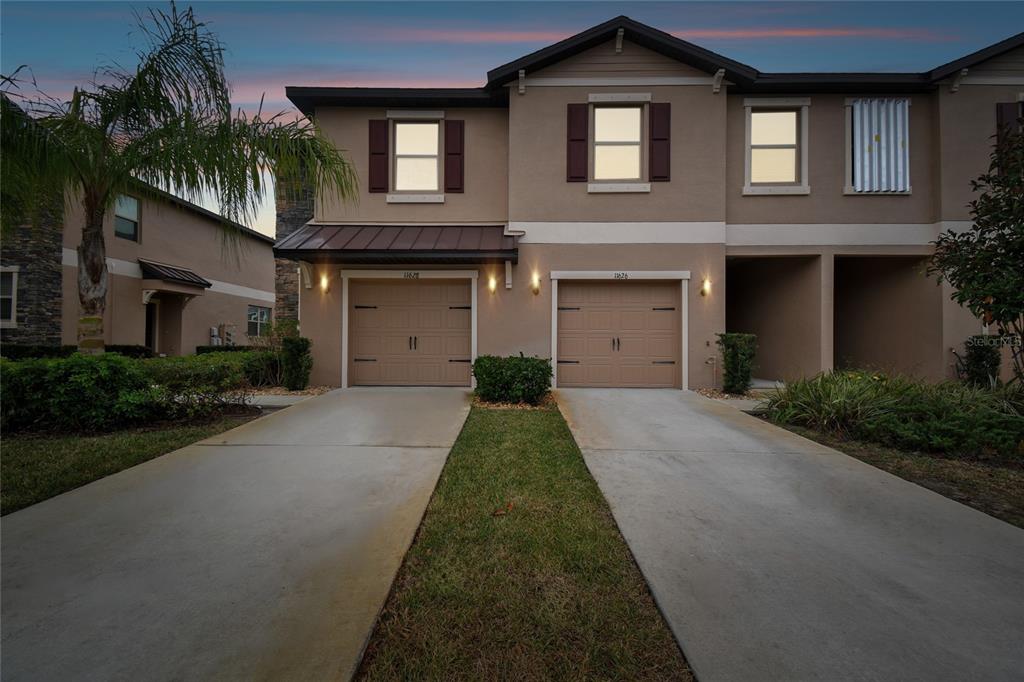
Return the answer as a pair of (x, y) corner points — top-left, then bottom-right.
(114, 195), (140, 241)
(247, 305), (271, 337)
(0, 268), (17, 328)
(393, 121), (440, 192)
(845, 97), (910, 194)
(593, 105), (642, 181)
(743, 98), (810, 195)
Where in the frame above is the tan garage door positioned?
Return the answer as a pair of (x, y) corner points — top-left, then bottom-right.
(557, 281), (681, 388)
(349, 279), (471, 386)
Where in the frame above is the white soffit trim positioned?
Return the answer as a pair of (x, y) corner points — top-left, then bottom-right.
(743, 97), (811, 107)
(959, 76), (1024, 86)
(725, 223), (941, 246)
(588, 93), (652, 102)
(62, 248), (276, 303)
(511, 222), (726, 244)
(524, 76), (716, 87)
(386, 110), (445, 119)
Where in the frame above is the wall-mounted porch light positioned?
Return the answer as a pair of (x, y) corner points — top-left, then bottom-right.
(701, 277), (711, 297)
(531, 272), (541, 295)
(320, 273), (330, 293)
(488, 275), (498, 293)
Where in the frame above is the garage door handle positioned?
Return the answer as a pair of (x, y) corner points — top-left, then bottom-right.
(414, 336), (418, 350)
(408, 336), (412, 350)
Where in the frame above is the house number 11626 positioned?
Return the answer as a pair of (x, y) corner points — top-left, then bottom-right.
(613, 272), (630, 279)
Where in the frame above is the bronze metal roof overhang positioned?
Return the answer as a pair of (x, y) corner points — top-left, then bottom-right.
(138, 259), (212, 289)
(274, 224), (519, 265)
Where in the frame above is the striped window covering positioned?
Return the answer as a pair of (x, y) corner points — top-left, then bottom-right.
(851, 98), (910, 192)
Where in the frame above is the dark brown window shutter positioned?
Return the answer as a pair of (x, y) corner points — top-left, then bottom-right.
(649, 103), (671, 182)
(444, 120), (465, 192)
(566, 103), (588, 182)
(368, 119), (388, 193)
(996, 102), (1022, 147)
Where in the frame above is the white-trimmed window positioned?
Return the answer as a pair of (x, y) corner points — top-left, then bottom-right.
(743, 98), (810, 195)
(247, 305), (271, 337)
(592, 105), (643, 181)
(114, 194), (140, 241)
(393, 121), (440, 192)
(0, 267), (18, 328)
(845, 97), (911, 194)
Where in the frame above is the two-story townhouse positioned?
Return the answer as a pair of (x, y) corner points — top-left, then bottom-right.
(2, 184), (277, 355)
(274, 16), (1023, 390)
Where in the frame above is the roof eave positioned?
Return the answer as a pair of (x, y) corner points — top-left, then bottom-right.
(273, 249), (519, 265)
(286, 87), (508, 116)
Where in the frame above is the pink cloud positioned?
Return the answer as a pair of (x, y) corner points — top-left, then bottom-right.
(672, 27), (956, 41)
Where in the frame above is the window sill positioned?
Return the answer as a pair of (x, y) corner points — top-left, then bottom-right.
(587, 183), (651, 194)
(843, 187), (912, 196)
(386, 194), (445, 204)
(0, 321), (17, 329)
(743, 185), (810, 196)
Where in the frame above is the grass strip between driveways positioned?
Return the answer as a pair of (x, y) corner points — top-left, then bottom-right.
(358, 404), (692, 681)
(1, 415), (256, 515)
(785, 425), (1024, 529)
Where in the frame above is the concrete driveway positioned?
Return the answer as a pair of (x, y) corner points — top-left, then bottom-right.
(559, 388), (1024, 682)
(2, 387), (470, 681)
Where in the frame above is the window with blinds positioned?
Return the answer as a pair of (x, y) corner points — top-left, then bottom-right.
(849, 98), (910, 193)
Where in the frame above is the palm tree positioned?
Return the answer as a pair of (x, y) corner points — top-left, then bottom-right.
(1, 3), (355, 352)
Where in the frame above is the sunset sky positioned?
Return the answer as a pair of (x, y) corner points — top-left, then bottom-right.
(3, 1), (1023, 234)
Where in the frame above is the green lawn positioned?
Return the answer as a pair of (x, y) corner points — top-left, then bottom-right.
(358, 405), (692, 681)
(787, 425), (1024, 529)
(1, 416), (255, 515)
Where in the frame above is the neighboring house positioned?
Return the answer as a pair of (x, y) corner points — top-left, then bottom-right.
(274, 16), (1024, 389)
(1, 185), (276, 355)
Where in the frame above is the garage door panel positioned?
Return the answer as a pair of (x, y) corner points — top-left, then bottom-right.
(350, 279), (472, 386)
(557, 281), (681, 389)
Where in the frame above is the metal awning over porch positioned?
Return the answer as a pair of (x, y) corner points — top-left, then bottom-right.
(273, 224), (519, 264)
(138, 259), (212, 289)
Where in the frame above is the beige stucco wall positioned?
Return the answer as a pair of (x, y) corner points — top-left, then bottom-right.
(60, 193), (275, 352)
(936, 84), (1024, 221)
(725, 93), (937, 225)
(726, 256), (825, 381)
(508, 84), (726, 222)
(833, 256), (945, 379)
(299, 243), (726, 389)
(530, 38), (710, 79)
(314, 107), (508, 224)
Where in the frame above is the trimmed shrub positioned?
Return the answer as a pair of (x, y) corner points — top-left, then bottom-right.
(473, 355), (552, 405)
(717, 333), (758, 395)
(0, 344), (77, 360)
(764, 371), (1024, 457)
(242, 350), (282, 387)
(1, 354), (161, 432)
(196, 345), (255, 354)
(107, 345), (154, 358)
(143, 353), (252, 417)
(961, 335), (1002, 388)
(280, 337), (313, 390)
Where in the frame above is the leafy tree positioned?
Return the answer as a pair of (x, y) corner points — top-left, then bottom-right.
(1, 3), (356, 352)
(930, 112), (1024, 383)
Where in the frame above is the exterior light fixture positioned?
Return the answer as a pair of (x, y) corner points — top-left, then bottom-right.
(488, 275), (497, 293)
(320, 273), (330, 293)
(531, 272), (541, 295)
(701, 277), (711, 297)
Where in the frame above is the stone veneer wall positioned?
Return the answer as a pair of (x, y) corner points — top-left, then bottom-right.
(0, 208), (64, 346)
(274, 182), (313, 322)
